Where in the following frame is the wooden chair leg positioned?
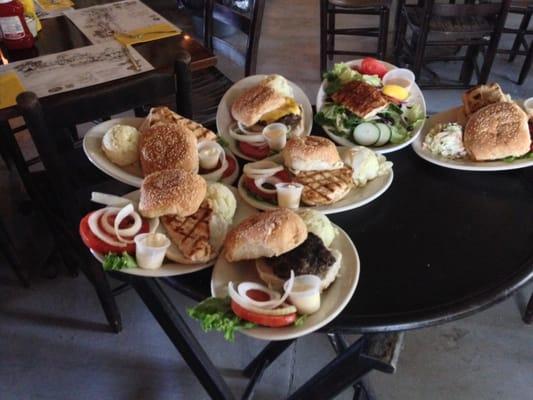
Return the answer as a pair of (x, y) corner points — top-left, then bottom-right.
(379, 6), (390, 60)
(0, 218), (29, 287)
(412, 30), (428, 80)
(460, 45), (479, 86)
(394, 8), (407, 66)
(328, 5), (335, 61)
(518, 38), (533, 85)
(524, 292), (533, 324)
(320, 0), (328, 78)
(479, 6), (509, 84)
(509, 10), (532, 62)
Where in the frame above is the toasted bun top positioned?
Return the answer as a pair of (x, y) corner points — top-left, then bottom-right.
(139, 169), (206, 218)
(139, 125), (199, 176)
(282, 136), (341, 171)
(463, 102), (531, 161)
(231, 84), (287, 127)
(224, 208), (308, 262)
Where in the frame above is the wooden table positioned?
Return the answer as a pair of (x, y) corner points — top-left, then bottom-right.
(0, 0), (216, 121)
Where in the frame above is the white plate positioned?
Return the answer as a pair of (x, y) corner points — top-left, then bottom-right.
(216, 74), (314, 161)
(237, 149), (393, 215)
(316, 59), (427, 154)
(210, 225), (360, 340)
(412, 106), (533, 171)
(83, 117), (240, 187)
(89, 187), (256, 277)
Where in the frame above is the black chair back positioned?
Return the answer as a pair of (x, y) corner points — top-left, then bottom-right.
(203, 0), (266, 75)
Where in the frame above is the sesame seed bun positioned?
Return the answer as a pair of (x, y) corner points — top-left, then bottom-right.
(139, 124), (199, 176)
(463, 102), (531, 161)
(231, 84), (287, 127)
(282, 136), (342, 171)
(224, 208), (308, 262)
(139, 169), (207, 218)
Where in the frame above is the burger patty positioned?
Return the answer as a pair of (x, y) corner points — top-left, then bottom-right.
(257, 113), (302, 128)
(269, 233), (336, 279)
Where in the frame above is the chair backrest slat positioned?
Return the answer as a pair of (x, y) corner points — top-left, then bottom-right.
(203, 0), (265, 76)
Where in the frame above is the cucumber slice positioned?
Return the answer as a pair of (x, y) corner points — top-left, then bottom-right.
(374, 123), (392, 146)
(353, 123), (380, 146)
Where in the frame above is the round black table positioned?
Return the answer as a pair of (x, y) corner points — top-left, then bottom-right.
(165, 143), (533, 334)
(133, 129), (533, 400)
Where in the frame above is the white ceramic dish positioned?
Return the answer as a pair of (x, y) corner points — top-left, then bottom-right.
(412, 106), (533, 171)
(210, 225), (360, 340)
(83, 117), (240, 187)
(89, 187), (256, 277)
(316, 59), (427, 154)
(237, 149), (393, 215)
(216, 74), (314, 161)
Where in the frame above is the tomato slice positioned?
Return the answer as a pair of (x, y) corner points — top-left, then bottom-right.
(231, 300), (296, 327)
(238, 141), (270, 160)
(79, 212), (149, 254)
(360, 57), (388, 78)
(222, 154), (237, 178)
(243, 170), (292, 203)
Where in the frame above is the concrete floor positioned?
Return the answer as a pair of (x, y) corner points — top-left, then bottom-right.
(1, 0), (533, 399)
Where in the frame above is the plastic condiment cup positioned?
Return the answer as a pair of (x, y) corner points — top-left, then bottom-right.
(382, 68), (415, 92)
(134, 232), (170, 270)
(275, 182), (303, 209)
(283, 275), (322, 315)
(523, 97), (533, 118)
(199, 145), (221, 170)
(263, 123), (288, 151)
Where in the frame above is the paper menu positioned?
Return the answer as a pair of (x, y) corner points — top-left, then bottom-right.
(63, 0), (181, 44)
(0, 42), (153, 99)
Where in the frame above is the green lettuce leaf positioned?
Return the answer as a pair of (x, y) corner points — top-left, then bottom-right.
(404, 103), (425, 124)
(103, 252), (137, 271)
(187, 297), (256, 341)
(361, 74), (382, 87)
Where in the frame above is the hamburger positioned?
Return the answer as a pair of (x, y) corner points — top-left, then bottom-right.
(139, 124), (199, 176)
(463, 102), (531, 161)
(139, 169), (236, 264)
(230, 75), (305, 159)
(224, 208), (341, 291)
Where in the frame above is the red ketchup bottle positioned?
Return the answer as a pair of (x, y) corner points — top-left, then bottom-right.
(0, 0), (34, 50)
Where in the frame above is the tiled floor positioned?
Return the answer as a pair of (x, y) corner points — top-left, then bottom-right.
(1, 1), (533, 399)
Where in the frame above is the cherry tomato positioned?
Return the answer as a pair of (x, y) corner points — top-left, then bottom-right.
(243, 170), (292, 203)
(222, 154), (237, 178)
(239, 141), (270, 160)
(231, 300), (297, 327)
(79, 212), (149, 254)
(360, 57), (389, 78)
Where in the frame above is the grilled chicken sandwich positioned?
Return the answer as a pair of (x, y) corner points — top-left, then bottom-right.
(331, 80), (389, 119)
(463, 102), (531, 161)
(224, 208), (341, 291)
(282, 136), (353, 206)
(139, 169), (236, 264)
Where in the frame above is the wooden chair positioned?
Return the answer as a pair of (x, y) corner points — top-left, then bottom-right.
(395, 0), (511, 88)
(320, 0), (392, 78)
(0, 215), (29, 287)
(190, 0), (266, 126)
(499, 0), (533, 84)
(12, 52), (192, 332)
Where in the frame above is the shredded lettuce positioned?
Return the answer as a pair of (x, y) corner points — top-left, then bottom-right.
(103, 252), (137, 271)
(187, 297), (256, 342)
(323, 63), (382, 94)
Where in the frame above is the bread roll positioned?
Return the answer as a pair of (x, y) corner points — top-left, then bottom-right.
(282, 136), (342, 171)
(463, 102), (531, 161)
(224, 208), (307, 262)
(231, 85), (286, 127)
(139, 169), (206, 218)
(139, 124), (199, 176)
